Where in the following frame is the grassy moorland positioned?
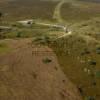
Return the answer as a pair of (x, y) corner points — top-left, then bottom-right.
(0, 0), (100, 100)
(61, 1), (100, 23)
(48, 1), (100, 100)
(0, 0), (58, 21)
(49, 33), (100, 100)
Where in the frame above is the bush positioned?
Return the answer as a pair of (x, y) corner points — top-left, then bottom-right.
(32, 36), (51, 45)
(89, 60), (96, 66)
(95, 71), (100, 78)
(42, 58), (52, 64)
(96, 47), (100, 54)
(16, 32), (21, 38)
(85, 96), (95, 100)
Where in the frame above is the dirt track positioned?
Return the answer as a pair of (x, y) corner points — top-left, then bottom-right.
(0, 39), (82, 100)
(53, 0), (65, 23)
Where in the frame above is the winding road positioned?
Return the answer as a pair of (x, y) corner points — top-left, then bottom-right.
(53, 0), (66, 23)
(3, 0), (99, 43)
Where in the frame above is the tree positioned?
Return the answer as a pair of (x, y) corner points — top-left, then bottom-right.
(16, 32), (21, 38)
(0, 12), (3, 22)
(0, 12), (2, 17)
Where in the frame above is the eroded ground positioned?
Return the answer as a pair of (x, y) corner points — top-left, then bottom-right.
(0, 39), (82, 100)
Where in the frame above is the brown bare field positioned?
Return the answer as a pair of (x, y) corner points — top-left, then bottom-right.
(0, 38), (82, 100)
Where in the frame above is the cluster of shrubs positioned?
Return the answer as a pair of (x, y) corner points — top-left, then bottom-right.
(42, 58), (52, 64)
(32, 36), (52, 45)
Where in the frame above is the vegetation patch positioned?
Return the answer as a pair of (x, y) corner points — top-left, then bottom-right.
(0, 42), (11, 54)
(0, 0), (58, 21)
(49, 34), (100, 100)
(95, 71), (100, 78)
(61, 2), (100, 23)
(42, 58), (52, 64)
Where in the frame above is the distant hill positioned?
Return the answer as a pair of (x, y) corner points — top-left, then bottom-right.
(0, 0), (58, 21)
(79, 0), (100, 3)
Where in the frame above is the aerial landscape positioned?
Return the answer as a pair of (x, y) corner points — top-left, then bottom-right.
(0, 0), (100, 100)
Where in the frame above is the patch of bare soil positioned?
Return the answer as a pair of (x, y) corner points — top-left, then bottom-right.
(0, 39), (82, 100)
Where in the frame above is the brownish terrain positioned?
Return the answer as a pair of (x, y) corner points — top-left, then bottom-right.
(0, 39), (82, 100)
(0, 0), (100, 100)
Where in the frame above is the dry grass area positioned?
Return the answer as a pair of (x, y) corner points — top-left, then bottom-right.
(61, 1), (100, 23)
(0, 0), (100, 100)
(50, 33), (100, 100)
(0, 38), (82, 100)
(0, 0), (58, 21)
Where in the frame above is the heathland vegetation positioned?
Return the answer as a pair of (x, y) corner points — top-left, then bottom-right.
(0, 0), (100, 100)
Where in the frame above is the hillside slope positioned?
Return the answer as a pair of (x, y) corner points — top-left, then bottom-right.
(0, 39), (82, 100)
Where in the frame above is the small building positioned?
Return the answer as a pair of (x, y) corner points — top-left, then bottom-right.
(17, 20), (34, 26)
